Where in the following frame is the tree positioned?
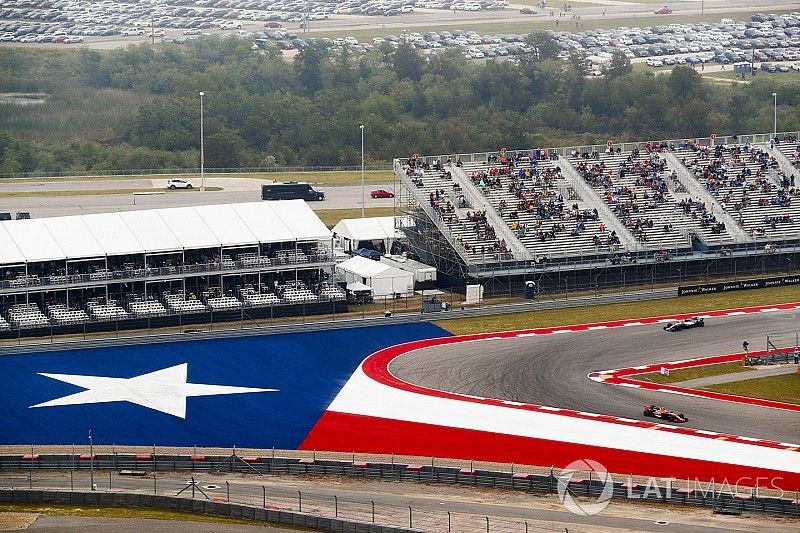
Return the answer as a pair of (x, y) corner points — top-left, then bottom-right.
(524, 31), (560, 62)
(668, 66), (703, 99)
(568, 48), (588, 75)
(294, 43), (329, 95)
(605, 50), (632, 79)
(392, 42), (424, 81)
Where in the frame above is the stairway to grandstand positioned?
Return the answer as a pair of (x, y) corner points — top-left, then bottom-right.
(567, 148), (733, 250)
(674, 143), (800, 243)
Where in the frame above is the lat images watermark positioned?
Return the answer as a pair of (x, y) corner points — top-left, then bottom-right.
(557, 459), (615, 516)
(556, 459), (787, 516)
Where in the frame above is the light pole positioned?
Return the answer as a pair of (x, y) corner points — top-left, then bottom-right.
(88, 429), (94, 491)
(360, 124), (365, 219)
(772, 92), (777, 136)
(199, 91), (205, 192)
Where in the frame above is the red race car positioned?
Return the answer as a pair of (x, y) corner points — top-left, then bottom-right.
(644, 404), (688, 423)
(370, 189), (395, 198)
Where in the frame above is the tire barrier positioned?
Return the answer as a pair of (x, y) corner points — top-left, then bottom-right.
(1, 455), (798, 517)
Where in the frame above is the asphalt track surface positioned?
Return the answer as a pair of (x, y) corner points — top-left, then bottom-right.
(0, 181), (396, 217)
(391, 308), (800, 444)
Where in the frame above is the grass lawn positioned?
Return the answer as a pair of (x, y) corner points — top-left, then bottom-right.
(635, 361), (753, 385)
(0, 187), (223, 198)
(313, 206), (398, 227)
(0, 503), (310, 529)
(436, 285), (800, 335)
(7, 171), (395, 186)
(703, 372), (800, 405)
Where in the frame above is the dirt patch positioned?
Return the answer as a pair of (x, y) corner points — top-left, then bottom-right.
(0, 512), (39, 530)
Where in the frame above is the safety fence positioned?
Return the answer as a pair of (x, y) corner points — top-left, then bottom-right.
(1, 454), (798, 520)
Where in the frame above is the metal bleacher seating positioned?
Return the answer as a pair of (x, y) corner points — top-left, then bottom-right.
(404, 163), (511, 263)
(46, 303), (89, 325)
(127, 298), (167, 318)
(163, 291), (207, 314)
(205, 292), (242, 311)
(461, 158), (615, 261)
(569, 149), (730, 250)
(7, 303), (49, 329)
(675, 144), (800, 243)
(86, 299), (128, 321)
(775, 141), (800, 171)
(240, 286), (281, 308)
(318, 282), (346, 301)
(0, 315), (9, 331)
(239, 252), (271, 268)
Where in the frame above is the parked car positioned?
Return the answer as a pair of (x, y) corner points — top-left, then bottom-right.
(654, 6), (673, 15)
(166, 178), (193, 189)
(15, 211), (30, 220)
(354, 248), (382, 260)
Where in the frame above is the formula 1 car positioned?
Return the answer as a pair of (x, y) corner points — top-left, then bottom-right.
(644, 404), (688, 423)
(663, 316), (704, 332)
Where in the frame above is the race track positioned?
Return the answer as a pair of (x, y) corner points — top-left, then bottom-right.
(390, 308), (800, 443)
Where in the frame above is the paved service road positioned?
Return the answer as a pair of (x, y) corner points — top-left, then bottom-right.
(0, 179), (396, 217)
(391, 309), (800, 443)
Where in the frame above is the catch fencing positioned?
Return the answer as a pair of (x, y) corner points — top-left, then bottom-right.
(1, 453), (798, 522)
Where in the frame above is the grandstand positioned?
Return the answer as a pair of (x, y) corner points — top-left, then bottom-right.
(0, 201), (345, 335)
(395, 132), (800, 290)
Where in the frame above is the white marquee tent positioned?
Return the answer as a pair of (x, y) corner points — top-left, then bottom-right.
(331, 216), (410, 253)
(0, 200), (332, 266)
(335, 255), (414, 298)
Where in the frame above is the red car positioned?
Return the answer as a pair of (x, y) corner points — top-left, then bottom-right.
(654, 6), (673, 14)
(644, 404), (688, 423)
(370, 189), (395, 198)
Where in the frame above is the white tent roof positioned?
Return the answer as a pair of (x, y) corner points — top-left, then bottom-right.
(119, 210), (182, 253)
(1, 219), (65, 262)
(268, 200), (331, 240)
(194, 204), (258, 247)
(332, 216), (400, 242)
(0, 201), (332, 265)
(336, 255), (410, 279)
(0, 225), (25, 265)
(41, 217), (104, 259)
(155, 207), (218, 250)
(80, 213), (143, 257)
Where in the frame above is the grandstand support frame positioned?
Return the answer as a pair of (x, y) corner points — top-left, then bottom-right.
(397, 180), (469, 280)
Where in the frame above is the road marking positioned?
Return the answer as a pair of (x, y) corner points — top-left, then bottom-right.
(622, 322), (643, 326)
(618, 383), (640, 388)
(760, 308), (779, 312)
(550, 329), (573, 334)
(726, 311), (746, 315)
(588, 325), (608, 330)
(515, 332), (537, 337)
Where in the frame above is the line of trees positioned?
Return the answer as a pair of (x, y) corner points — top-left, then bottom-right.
(0, 33), (798, 175)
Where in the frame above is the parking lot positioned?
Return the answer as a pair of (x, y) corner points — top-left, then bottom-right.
(2, 1), (800, 75)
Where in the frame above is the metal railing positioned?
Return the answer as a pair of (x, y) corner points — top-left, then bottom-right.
(0, 253), (333, 292)
(1, 453), (797, 518)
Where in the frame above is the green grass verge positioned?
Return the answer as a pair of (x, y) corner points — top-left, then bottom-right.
(0, 187), (223, 198)
(314, 206), (397, 227)
(6, 171), (395, 186)
(435, 285), (800, 335)
(703, 372), (800, 405)
(635, 361), (753, 385)
(0, 503), (309, 529)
